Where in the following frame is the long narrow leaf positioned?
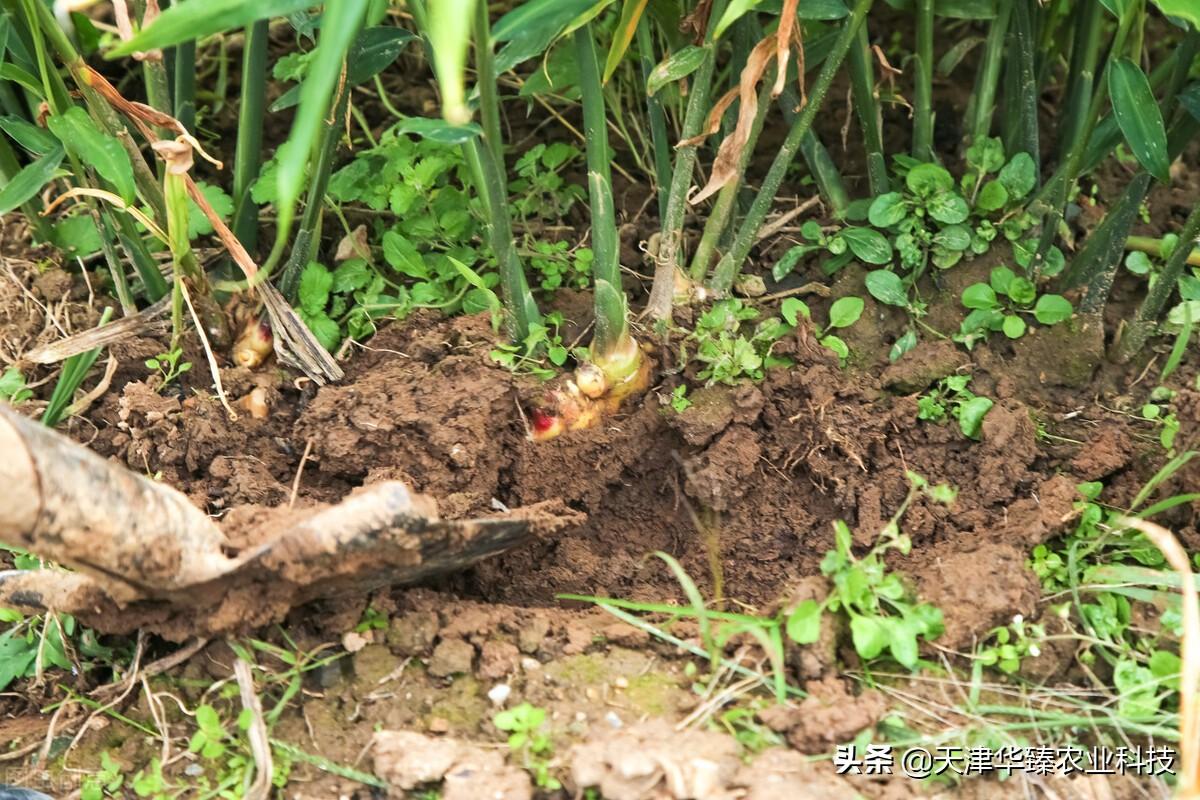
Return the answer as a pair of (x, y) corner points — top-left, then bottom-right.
(0, 144), (64, 214)
(1109, 58), (1170, 182)
(602, 0), (649, 82)
(109, 0), (318, 56)
(424, 0), (477, 123)
(275, 0), (368, 229)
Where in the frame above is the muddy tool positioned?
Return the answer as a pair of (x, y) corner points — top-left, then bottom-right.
(0, 405), (579, 637)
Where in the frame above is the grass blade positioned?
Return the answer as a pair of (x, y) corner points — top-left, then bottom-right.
(1109, 57), (1170, 182)
(109, 0), (316, 56)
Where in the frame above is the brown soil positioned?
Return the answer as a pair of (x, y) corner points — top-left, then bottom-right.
(3, 217), (1196, 795)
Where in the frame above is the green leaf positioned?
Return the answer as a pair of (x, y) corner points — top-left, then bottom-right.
(1109, 59), (1170, 182)
(0, 63), (43, 98)
(646, 45), (708, 96)
(713, 0), (767, 39)
(603, 0), (649, 83)
(46, 108), (135, 203)
(957, 396), (993, 439)
(905, 163), (954, 195)
(390, 117), (482, 144)
(989, 265), (1015, 294)
(298, 262), (333, 316)
(936, 35), (985, 76)
(494, 0), (594, 73)
(961, 283), (998, 310)
(827, 296), (864, 328)
(1151, 0), (1200, 29)
(0, 632), (36, 691)
(0, 367), (32, 403)
(1124, 251), (1153, 275)
(965, 136), (1005, 173)
(820, 334), (849, 362)
(186, 181), (233, 238)
(0, 145), (64, 214)
(1006, 276), (1036, 305)
(332, 259), (373, 293)
(927, 191), (969, 224)
(798, 0), (850, 19)
(0, 115), (58, 156)
(889, 330), (918, 362)
(786, 600), (823, 644)
(1033, 294), (1073, 324)
(1001, 314), (1026, 339)
(867, 192), (907, 227)
(277, 0), (370, 226)
(449, 256), (502, 330)
(301, 309), (342, 352)
(849, 616), (888, 660)
(865, 269), (908, 307)
(53, 215), (103, 257)
(975, 180), (1008, 212)
(269, 27), (417, 111)
(933, 224), (971, 251)
(772, 245), (815, 281)
(780, 297), (811, 326)
(997, 152), (1036, 200)
(841, 227), (893, 265)
(887, 619), (920, 669)
(351, 26), (416, 83)
(383, 230), (428, 278)
(111, 0), (318, 55)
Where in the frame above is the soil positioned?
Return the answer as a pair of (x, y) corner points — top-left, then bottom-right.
(3, 246), (1195, 797)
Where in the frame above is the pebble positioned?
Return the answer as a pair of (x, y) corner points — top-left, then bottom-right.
(487, 683), (511, 707)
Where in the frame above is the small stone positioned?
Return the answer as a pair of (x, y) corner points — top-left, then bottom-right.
(604, 711), (623, 729)
(520, 657), (541, 672)
(387, 611), (439, 656)
(613, 676), (629, 689)
(487, 684), (511, 707)
(517, 614), (551, 654)
(428, 717), (451, 734)
(427, 638), (475, 678)
(478, 640), (520, 680)
(342, 631), (368, 653)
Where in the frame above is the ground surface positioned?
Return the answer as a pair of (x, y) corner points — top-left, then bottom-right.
(0, 235), (1195, 798)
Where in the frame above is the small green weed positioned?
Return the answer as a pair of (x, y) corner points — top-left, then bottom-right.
(0, 367), (32, 404)
(509, 142), (585, 221)
(355, 606), (388, 633)
(955, 265), (1073, 347)
(780, 295), (864, 364)
(787, 471), (952, 670)
(683, 299), (792, 385)
(493, 702), (561, 791)
(915, 374), (994, 439)
(527, 240), (593, 292)
(490, 311), (576, 379)
(668, 384), (692, 413)
(80, 751), (124, 800)
(771, 220), (892, 280)
(973, 613), (1048, 675)
(144, 347), (192, 389)
(1140, 386), (1181, 452)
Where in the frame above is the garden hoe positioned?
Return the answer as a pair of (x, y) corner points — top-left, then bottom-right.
(0, 405), (579, 638)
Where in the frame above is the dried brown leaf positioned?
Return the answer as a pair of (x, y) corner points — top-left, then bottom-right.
(688, 37), (775, 205)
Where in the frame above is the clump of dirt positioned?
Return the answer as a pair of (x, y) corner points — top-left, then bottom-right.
(55, 302), (1167, 649)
